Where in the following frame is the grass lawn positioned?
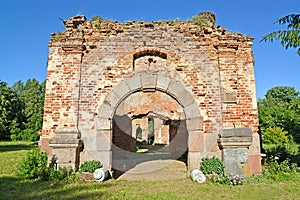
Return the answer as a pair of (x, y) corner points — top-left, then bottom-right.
(0, 141), (300, 200)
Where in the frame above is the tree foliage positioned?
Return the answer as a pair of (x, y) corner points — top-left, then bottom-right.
(266, 86), (299, 103)
(262, 127), (289, 145)
(258, 86), (300, 143)
(261, 14), (300, 55)
(0, 79), (45, 141)
(0, 81), (20, 140)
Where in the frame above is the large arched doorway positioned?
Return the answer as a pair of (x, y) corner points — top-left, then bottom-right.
(112, 90), (188, 179)
(97, 73), (203, 179)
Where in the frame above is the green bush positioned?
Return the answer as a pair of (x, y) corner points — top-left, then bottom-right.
(245, 156), (300, 184)
(263, 127), (289, 145)
(45, 157), (74, 181)
(200, 157), (224, 176)
(46, 167), (74, 181)
(263, 156), (299, 181)
(18, 150), (75, 181)
(18, 149), (48, 179)
(78, 160), (102, 173)
(263, 143), (299, 157)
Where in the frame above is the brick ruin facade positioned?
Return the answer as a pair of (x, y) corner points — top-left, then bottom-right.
(40, 12), (262, 177)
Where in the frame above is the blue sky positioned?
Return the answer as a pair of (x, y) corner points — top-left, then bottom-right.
(0, 0), (299, 99)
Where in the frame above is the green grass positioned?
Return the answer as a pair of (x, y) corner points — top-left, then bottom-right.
(0, 141), (38, 175)
(1, 141), (300, 200)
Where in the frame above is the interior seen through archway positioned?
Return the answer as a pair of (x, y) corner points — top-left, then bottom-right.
(111, 90), (188, 178)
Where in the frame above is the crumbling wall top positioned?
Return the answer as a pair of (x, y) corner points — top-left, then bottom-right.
(61, 15), (87, 28)
(49, 12), (253, 48)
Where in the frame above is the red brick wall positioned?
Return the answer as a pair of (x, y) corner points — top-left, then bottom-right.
(40, 14), (260, 172)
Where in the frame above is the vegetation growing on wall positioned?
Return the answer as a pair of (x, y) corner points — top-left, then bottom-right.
(89, 11), (216, 29)
(90, 16), (102, 28)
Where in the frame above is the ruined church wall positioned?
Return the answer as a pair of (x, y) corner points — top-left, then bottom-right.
(40, 15), (261, 173)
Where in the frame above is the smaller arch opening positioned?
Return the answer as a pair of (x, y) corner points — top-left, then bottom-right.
(133, 49), (167, 60)
(133, 50), (167, 70)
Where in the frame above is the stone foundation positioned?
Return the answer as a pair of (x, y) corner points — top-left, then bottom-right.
(49, 129), (82, 169)
(218, 128), (256, 176)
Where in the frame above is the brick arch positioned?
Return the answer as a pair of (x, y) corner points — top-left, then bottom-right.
(96, 73), (202, 171)
(133, 49), (167, 60)
(97, 73), (202, 132)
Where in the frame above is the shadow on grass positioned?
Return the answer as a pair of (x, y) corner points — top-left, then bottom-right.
(0, 175), (112, 200)
(0, 142), (38, 153)
(263, 144), (300, 166)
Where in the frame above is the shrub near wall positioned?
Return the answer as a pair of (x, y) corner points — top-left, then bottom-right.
(200, 157), (247, 186)
(200, 157), (224, 175)
(18, 149), (48, 179)
(263, 127), (289, 145)
(200, 157), (231, 185)
(78, 161), (102, 173)
(18, 149), (73, 181)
